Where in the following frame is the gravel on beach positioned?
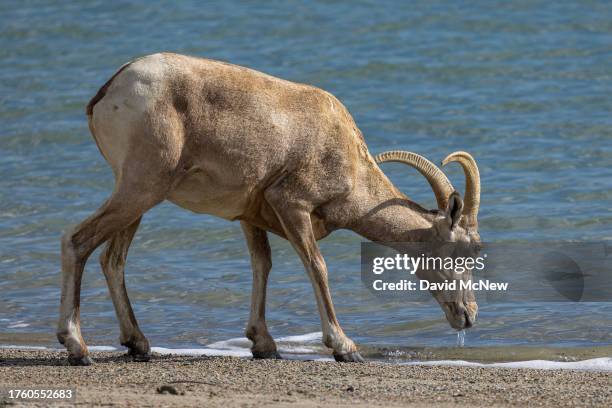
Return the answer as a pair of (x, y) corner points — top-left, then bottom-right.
(0, 349), (610, 407)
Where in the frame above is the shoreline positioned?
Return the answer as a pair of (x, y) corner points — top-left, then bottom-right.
(1, 349), (610, 407)
(2, 331), (612, 364)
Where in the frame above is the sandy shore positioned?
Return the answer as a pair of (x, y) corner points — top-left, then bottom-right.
(0, 349), (610, 407)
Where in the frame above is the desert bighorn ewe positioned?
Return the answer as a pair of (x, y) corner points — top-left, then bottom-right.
(58, 53), (481, 365)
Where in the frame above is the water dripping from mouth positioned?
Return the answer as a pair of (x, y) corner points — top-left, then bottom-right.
(456, 329), (465, 347)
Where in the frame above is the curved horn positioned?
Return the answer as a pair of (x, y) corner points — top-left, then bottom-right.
(375, 151), (455, 209)
(442, 151), (480, 228)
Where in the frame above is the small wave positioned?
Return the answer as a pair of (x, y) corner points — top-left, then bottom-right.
(277, 332), (322, 343)
(88, 346), (118, 352)
(152, 346), (250, 357)
(404, 357), (612, 371)
(0, 319), (30, 329)
(6, 322), (30, 329)
(189, 331), (324, 356)
(0, 345), (49, 350)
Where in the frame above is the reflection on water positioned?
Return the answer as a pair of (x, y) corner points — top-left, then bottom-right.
(0, 1), (611, 356)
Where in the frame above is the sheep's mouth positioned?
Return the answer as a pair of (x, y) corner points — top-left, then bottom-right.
(463, 309), (473, 329)
(444, 303), (474, 330)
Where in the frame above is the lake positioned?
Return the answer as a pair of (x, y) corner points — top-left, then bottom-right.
(1, 0), (611, 362)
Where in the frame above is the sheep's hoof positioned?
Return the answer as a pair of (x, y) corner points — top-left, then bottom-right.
(68, 355), (93, 366)
(129, 351), (151, 362)
(252, 350), (282, 360)
(333, 351), (365, 363)
(126, 347), (151, 362)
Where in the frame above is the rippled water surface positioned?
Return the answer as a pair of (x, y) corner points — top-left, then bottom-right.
(1, 1), (611, 358)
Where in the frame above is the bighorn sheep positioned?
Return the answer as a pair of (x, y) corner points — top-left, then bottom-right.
(58, 52), (481, 365)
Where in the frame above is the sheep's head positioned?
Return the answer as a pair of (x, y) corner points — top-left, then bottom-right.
(375, 151), (481, 331)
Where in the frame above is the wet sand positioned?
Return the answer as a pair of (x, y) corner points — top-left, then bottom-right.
(0, 349), (610, 407)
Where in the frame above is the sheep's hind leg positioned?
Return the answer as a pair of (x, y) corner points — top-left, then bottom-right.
(100, 217), (150, 361)
(58, 180), (166, 365)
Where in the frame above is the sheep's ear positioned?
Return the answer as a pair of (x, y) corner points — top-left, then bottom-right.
(446, 191), (464, 230)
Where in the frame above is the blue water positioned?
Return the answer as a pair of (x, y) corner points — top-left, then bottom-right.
(1, 1), (611, 356)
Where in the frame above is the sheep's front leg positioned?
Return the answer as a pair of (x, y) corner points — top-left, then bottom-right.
(241, 221), (280, 359)
(264, 198), (364, 362)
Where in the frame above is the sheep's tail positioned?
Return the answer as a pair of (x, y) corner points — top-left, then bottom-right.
(86, 61), (133, 117)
